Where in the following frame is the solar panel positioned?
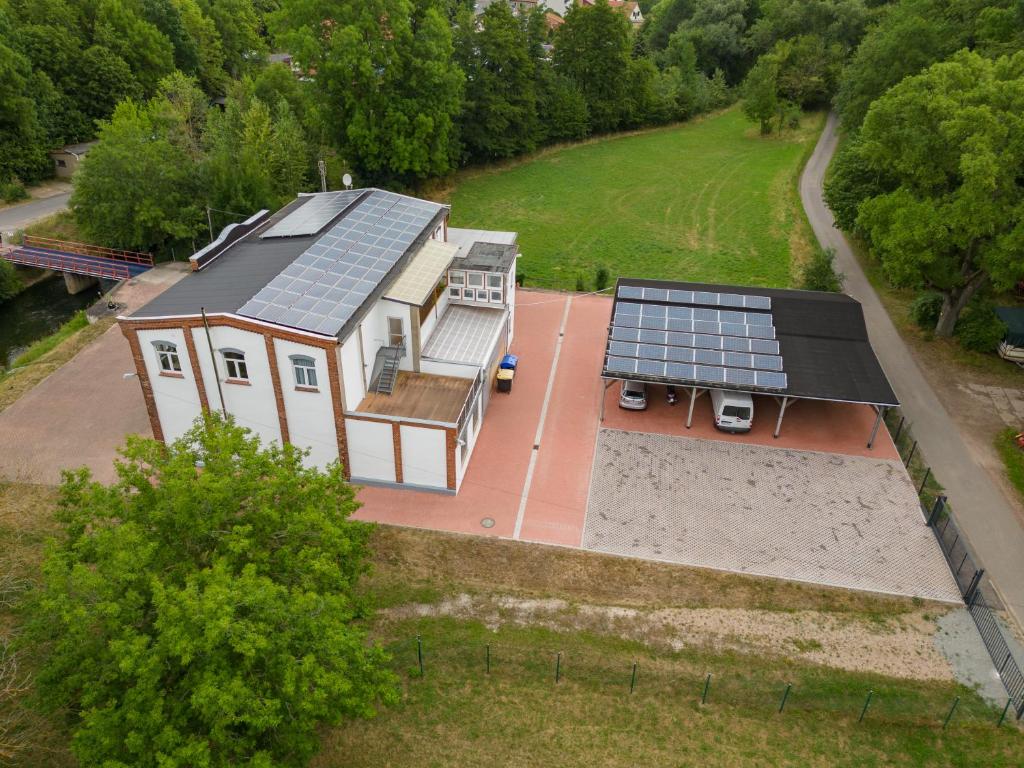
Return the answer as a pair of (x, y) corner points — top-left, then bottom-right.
(261, 191), (364, 238)
(755, 371), (788, 389)
(239, 190), (443, 334)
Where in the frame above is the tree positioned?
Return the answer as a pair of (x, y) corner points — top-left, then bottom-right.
(74, 45), (142, 126)
(745, 0), (872, 56)
(554, 0), (632, 133)
(822, 132), (894, 231)
(642, 0), (696, 53)
(855, 51), (1024, 337)
(197, 0), (264, 78)
(0, 261), (22, 303)
(93, 0), (177, 97)
(273, 0), (463, 183)
(0, 12), (52, 183)
(30, 416), (395, 768)
(679, 0), (751, 84)
(773, 34), (837, 108)
(71, 93), (205, 251)
(455, 2), (538, 162)
(833, 0), (961, 130)
(525, 7), (589, 143)
(740, 53), (779, 134)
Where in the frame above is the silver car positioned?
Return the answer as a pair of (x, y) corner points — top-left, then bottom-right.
(619, 380), (647, 410)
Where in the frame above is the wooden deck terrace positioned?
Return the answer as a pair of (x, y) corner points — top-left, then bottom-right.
(356, 371), (474, 424)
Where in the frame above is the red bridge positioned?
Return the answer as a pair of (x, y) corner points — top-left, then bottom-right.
(0, 235), (153, 281)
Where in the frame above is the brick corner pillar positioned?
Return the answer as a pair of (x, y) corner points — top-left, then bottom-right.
(445, 427), (457, 491)
(120, 322), (164, 443)
(392, 423), (404, 484)
(263, 334), (290, 445)
(325, 344), (350, 479)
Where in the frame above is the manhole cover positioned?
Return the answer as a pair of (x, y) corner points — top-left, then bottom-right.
(480, 517), (495, 529)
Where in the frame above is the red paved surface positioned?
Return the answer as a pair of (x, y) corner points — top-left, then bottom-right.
(355, 290), (899, 543)
(601, 384), (899, 461)
(354, 290), (567, 537)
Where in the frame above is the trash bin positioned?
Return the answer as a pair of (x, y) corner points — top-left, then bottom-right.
(500, 354), (518, 371)
(496, 367), (514, 393)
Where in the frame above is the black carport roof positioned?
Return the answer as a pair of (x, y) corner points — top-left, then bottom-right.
(604, 278), (899, 407)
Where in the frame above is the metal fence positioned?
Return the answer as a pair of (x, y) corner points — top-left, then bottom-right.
(886, 408), (1024, 719)
(386, 633), (1018, 729)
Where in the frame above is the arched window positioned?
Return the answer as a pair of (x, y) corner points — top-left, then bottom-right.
(153, 341), (181, 373)
(221, 349), (248, 381)
(291, 355), (317, 388)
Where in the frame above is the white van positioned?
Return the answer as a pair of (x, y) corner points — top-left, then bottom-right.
(710, 389), (753, 433)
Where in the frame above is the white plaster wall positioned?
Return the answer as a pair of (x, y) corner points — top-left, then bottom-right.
(507, 259), (517, 345)
(339, 333), (365, 410)
(345, 418), (396, 482)
(137, 327), (203, 443)
(273, 338), (338, 468)
(400, 426), (447, 489)
(420, 284), (451, 343)
(189, 325), (281, 447)
(357, 298), (415, 380)
(419, 359), (479, 380)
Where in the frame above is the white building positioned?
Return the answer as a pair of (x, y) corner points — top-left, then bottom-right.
(120, 189), (518, 493)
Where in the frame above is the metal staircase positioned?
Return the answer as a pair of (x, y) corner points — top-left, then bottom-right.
(370, 345), (403, 394)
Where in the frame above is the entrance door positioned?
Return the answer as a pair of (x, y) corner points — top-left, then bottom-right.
(388, 316), (405, 349)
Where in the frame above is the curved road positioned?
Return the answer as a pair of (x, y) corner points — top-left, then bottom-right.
(801, 113), (1024, 631)
(0, 191), (71, 235)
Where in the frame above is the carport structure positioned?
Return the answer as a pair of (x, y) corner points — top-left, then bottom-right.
(600, 278), (899, 448)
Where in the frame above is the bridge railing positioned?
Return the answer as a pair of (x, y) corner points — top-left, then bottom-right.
(22, 235), (154, 266)
(1, 246), (132, 280)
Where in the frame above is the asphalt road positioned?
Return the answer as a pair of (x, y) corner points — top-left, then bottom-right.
(801, 113), (1024, 632)
(0, 191), (71, 235)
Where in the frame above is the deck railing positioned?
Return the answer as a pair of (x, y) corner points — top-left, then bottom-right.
(22, 235), (153, 266)
(1, 246), (133, 280)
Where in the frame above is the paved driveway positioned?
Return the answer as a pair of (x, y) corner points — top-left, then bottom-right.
(583, 428), (962, 602)
(801, 114), (1024, 627)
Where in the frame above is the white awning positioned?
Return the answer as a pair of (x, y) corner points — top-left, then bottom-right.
(384, 239), (458, 306)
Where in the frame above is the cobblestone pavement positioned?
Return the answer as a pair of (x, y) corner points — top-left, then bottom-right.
(583, 428), (962, 602)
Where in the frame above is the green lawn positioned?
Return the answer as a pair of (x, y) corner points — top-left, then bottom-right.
(448, 108), (823, 291)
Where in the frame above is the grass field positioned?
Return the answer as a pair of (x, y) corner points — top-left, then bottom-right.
(447, 108), (824, 291)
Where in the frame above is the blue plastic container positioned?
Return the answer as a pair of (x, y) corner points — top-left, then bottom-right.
(499, 354), (519, 370)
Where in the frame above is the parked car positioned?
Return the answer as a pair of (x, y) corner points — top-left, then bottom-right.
(710, 389), (753, 432)
(619, 380), (647, 410)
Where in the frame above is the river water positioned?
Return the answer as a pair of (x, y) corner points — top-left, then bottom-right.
(0, 275), (101, 370)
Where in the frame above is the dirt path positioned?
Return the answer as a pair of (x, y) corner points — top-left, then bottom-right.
(386, 593), (957, 682)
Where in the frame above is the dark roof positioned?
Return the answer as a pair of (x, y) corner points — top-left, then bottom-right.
(129, 190), (448, 341)
(456, 242), (517, 272)
(605, 278), (899, 406)
(53, 141), (98, 157)
(996, 307), (1024, 347)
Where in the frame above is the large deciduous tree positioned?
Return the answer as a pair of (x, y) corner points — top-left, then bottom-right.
(272, 0), (463, 183)
(554, 0), (632, 133)
(855, 50), (1024, 337)
(31, 416), (395, 768)
(455, 2), (538, 162)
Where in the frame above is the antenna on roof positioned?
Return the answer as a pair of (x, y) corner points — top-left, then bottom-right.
(317, 159), (327, 193)
(342, 173), (353, 190)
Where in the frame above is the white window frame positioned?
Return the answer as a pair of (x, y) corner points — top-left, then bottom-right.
(387, 316), (405, 348)
(448, 286), (462, 299)
(487, 274), (503, 288)
(153, 341), (181, 373)
(489, 290), (503, 303)
(449, 271), (465, 286)
(221, 348), (249, 381)
(290, 355), (318, 388)
(467, 272), (484, 288)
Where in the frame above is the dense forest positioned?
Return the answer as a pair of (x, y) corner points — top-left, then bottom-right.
(1, 0), (1022, 338)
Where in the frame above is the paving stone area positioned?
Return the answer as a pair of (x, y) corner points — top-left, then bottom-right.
(958, 383), (1024, 428)
(583, 429), (962, 602)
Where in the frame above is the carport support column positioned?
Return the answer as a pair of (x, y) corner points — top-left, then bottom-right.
(867, 406), (885, 450)
(773, 396), (789, 439)
(686, 386), (698, 428)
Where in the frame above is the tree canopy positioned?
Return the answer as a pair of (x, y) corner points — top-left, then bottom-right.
(31, 416), (394, 768)
(854, 50), (1024, 336)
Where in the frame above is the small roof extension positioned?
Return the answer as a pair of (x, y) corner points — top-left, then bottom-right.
(455, 241), (517, 273)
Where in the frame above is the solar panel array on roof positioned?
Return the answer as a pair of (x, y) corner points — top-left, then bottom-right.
(237, 190), (443, 335)
(604, 283), (787, 392)
(616, 284), (771, 310)
(260, 190), (364, 238)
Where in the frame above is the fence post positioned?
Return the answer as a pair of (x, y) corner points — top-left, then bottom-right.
(859, 690), (873, 723)
(917, 467), (931, 496)
(905, 440), (918, 467)
(555, 652), (561, 684)
(486, 644), (490, 675)
(942, 697), (959, 729)
(416, 635), (424, 677)
(778, 683), (792, 714)
(998, 697), (1012, 727)
(630, 661), (638, 694)
(893, 415), (905, 444)
(964, 569), (984, 604)
(702, 673), (712, 705)
(927, 496), (946, 527)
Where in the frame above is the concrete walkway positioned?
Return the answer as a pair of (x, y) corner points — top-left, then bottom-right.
(800, 113), (1024, 631)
